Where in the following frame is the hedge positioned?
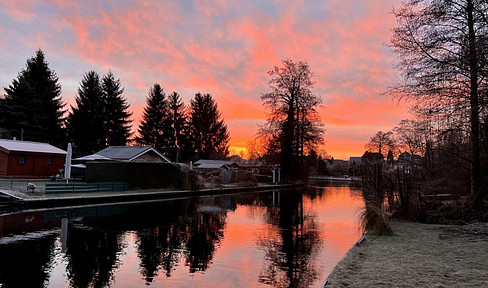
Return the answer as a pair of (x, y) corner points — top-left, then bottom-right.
(86, 161), (182, 190)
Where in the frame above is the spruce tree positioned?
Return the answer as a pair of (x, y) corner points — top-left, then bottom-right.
(136, 84), (169, 152)
(1, 49), (65, 145)
(102, 71), (132, 146)
(188, 93), (230, 160)
(166, 92), (188, 162)
(67, 71), (105, 156)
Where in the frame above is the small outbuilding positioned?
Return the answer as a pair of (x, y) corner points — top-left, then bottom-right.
(0, 139), (66, 177)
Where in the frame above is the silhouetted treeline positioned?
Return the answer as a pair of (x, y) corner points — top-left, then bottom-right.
(0, 49), (230, 161)
(136, 87), (229, 161)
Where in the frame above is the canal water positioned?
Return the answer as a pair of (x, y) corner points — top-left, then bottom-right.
(0, 184), (364, 288)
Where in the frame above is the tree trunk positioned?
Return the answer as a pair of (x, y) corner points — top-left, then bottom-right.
(467, 0), (483, 209)
(281, 99), (295, 183)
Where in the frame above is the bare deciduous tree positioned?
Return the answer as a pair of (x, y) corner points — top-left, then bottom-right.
(365, 131), (396, 157)
(389, 0), (488, 208)
(259, 59), (324, 181)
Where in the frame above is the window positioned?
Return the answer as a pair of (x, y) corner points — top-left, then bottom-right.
(47, 158), (53, 166)
(19, 156), (26, 165)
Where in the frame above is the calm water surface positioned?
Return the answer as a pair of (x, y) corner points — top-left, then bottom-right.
(0, 185), (363, 288)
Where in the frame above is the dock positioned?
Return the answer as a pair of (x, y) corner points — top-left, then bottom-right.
(0, 183), (304, 210)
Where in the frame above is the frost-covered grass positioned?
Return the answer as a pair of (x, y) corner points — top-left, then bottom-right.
(326, 221), (488, 287)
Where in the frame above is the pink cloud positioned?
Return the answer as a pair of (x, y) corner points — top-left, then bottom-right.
(1, 0), (408, 158)
(0, 0), (37, 21)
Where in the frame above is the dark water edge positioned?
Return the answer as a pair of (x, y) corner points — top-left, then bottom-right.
(0, 185), (364, 288)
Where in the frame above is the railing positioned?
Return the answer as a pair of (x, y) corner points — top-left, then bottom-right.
(0, 179), (47, 192)
(45, 182), (130, 194)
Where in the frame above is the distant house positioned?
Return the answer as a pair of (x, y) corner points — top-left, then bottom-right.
(0, 139), (66, 177)
(76, 146), (171, 163)
(193, 159), (240, 183)
(397, 151), (422, 164)
(396, 152), (421, 173)
(193, 159), (240, 170)
(348, 157), (362, 165)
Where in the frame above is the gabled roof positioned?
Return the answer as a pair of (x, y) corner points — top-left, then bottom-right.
(82, 146), (171, 163)
(194, 159), (238, 169)
(0, 139), (66, 155)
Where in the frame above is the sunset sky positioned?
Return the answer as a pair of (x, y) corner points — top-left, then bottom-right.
(0, 0), (410, 159)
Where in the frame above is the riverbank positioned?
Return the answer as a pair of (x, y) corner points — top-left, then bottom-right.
(0, 183), (303, 209)
(325, 221), (488, 287)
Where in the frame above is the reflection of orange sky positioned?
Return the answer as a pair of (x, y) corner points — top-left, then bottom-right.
(0, 0), (407, 159)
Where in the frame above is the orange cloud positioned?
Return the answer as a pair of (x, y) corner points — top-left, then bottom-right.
(0, 0), (409, 159)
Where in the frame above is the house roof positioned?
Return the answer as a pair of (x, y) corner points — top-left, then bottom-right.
(74, 154), (111, 161)
(0, 139), (66, 155)
(348, 157), (362, 164)
(81, 146), (171, 163)
(194, 159), (238, 169)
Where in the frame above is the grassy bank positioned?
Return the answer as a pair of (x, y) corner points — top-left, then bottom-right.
(326, 221), (488, 287)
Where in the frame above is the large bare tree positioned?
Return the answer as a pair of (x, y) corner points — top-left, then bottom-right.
(365, 131), (396, 157)
(390, 0), (488, 208)
(260, 59), (324, 181)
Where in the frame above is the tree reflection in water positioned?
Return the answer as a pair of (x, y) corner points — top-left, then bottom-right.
(137, 225), (185, 282)
(258, 190), (321, 288)
(184, 213), (226, 273)
(0, 187), (357, 288)
(136, 211), (227, 284)
(65, 227), (124, 288)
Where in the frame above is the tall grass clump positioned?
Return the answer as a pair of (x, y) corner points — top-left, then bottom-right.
(358, 199), (393, 236)
(359, 161), (394, 236)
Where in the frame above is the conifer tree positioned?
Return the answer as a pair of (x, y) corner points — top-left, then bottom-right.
(102, 71), (132, 146)
(188, 93), (230, 160)
(166, 92), (188, 162)
(1, 49), (65, 145)
(67, 71), (105, 155)
(136, 84), (169, 152)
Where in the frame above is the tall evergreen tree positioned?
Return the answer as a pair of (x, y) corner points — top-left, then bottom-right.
(67, 71), (105, 156)
(188, 93), (230, 160)
(166, 92), (188, 162)
(136, 84), (169, 152)
(1, 49), (65, 145)
(102, 71), (132, 146)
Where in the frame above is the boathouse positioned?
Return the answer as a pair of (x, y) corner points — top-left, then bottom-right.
(0, 139), (66, 177)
